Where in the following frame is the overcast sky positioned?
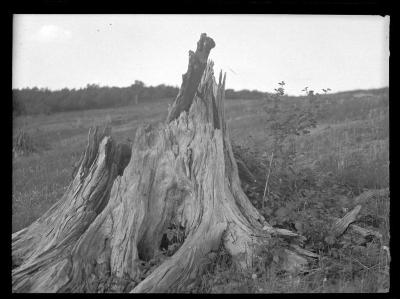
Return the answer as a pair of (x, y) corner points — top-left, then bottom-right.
(13, 14), (389, 95)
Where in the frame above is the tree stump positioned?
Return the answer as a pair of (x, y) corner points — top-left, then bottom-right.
(12, 33), (308, 293)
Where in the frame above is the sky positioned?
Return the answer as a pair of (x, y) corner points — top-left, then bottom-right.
(13, 14), (389, 95)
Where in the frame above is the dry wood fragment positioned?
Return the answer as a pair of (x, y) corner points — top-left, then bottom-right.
(353, 188), (389, 205)
(349, 224), (383, 239)
(327, 188), (389, 242)
(290, 244), (319, 258)
(331, 205), (362, 237)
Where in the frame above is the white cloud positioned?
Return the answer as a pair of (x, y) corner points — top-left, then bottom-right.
(32, 25), (72, 42)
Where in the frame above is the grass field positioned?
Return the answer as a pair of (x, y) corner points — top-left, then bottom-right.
(12, 97), (272, 232)
(12, 89), (389, 293)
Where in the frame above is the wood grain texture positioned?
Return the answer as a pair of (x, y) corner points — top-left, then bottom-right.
(12, 33), (308, 293)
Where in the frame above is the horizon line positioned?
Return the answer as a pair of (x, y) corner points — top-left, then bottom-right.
(12, 83), (389, 97)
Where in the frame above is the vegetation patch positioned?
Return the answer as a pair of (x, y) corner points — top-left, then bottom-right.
(12, 85), (389, 293)
(13, 129), (50, 157)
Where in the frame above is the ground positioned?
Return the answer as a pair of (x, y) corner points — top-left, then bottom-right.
(12, 89), (389, 293)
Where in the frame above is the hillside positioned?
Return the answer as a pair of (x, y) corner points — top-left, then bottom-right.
(12, 87), (389, 292)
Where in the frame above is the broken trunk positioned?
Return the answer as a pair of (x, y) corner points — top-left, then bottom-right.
(12, 33), (310, 293)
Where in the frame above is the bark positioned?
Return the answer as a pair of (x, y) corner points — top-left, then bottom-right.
(12, 33), (309, 293)
(12, 127), (131, 292)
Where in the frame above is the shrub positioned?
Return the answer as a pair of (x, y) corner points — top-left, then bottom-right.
(13, 130), (37, 157)
(13, 129), (51, 157)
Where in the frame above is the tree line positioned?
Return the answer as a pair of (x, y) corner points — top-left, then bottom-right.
(13, 81), (270, 116)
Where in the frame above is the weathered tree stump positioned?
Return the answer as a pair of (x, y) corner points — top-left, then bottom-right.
(12, 33), (309, 293)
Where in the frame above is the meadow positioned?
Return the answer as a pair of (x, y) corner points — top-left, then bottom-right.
(12, 88), (389, 292)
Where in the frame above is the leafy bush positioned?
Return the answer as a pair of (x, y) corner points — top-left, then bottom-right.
(225, 84), (389, 293)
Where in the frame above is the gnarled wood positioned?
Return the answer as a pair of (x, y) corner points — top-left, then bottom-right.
(166, 33), (216, 123)
(12, 127), (131, 292)
(12, 33), (308, 293)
